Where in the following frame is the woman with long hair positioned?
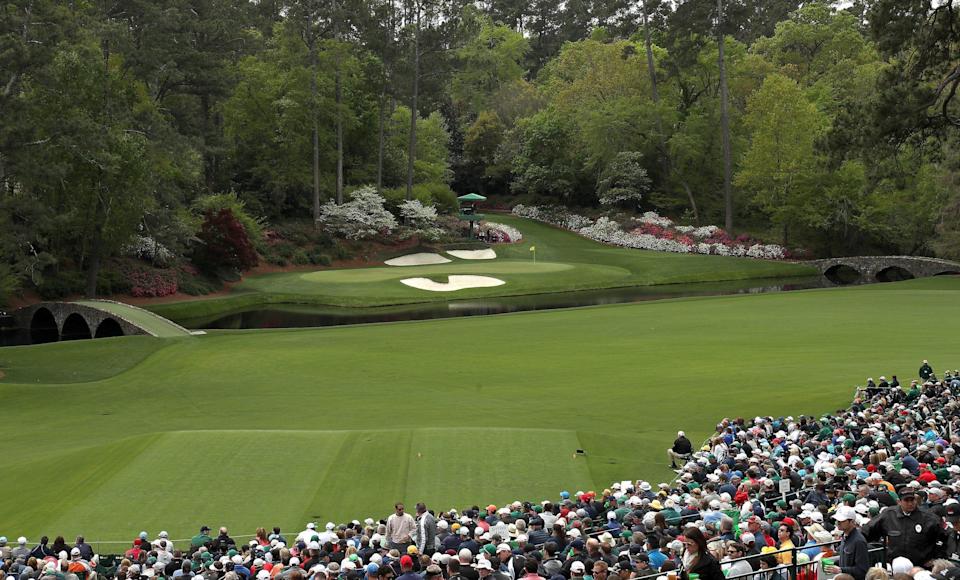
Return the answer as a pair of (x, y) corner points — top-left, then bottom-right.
(256, 527), (270, 547)
(682, 527), (724, 580)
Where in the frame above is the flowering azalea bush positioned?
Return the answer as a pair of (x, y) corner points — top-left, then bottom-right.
(319, 186), (398, 240)
(127, 267), (178, 297)
(125, 235), (175, 266)
(398, 199), (444, 241)
(483, 222), (523, 243)
(513, 204), (789, 260)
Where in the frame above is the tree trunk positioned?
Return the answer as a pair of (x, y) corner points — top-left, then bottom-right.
(377, 0), (396, 193)
(311, 39), (321, 223)
(377, 91), (386, 193)
(334, 0), (344, 205)
(680, 179), (700, 225)
(405, 1), (420, 201)
(717, 0), (734, 231)
(85, 224), (103, 298)
(641, 1), (659, 104)
(335, 65), (343, 204)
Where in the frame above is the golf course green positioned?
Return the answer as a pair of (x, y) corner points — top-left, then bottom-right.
(2, 275), (959, 545)
(148, 215), (816, 322)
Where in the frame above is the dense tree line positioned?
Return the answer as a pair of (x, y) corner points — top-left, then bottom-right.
(0, 0), (958, 304)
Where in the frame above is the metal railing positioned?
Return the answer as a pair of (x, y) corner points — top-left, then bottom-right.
(718, 540), (886, 580)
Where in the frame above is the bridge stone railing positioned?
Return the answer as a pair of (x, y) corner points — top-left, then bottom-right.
(808, 255), (960, 281)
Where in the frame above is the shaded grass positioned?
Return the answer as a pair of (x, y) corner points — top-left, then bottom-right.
(2, 277), (958, 540)
(0, 335), (168, 383)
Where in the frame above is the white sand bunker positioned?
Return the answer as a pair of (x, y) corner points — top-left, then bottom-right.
(384, 253), (451, 266)
(446, 249), (497, 260)
(401, 275), (506, 292)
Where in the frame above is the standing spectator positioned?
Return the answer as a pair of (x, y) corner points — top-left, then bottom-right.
(386, 503), (416, 553)
(191, 526), (212, 549)
(862, 487), (945, 565)
(824, 507), (869, 580)
(669, 432), (693, 469)
(416, 503), (437, 556)
(920, 360), (934, 381)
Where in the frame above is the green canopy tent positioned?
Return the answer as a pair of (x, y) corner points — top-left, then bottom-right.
(457, 193), (487, 238)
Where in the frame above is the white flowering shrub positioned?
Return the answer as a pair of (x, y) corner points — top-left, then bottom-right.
(638, 211), (673, 227)
(318, 186), (398, 240)
(125, 235), (175, 266)
(398, 199), (444, 241)
(512, 204), (789, 260)
(692, 226), (721, 239)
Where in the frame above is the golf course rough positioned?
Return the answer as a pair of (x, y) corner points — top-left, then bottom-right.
(2, 276), (959, 541)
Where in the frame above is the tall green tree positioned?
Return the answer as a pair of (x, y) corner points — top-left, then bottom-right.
(735, 73), (827, 244)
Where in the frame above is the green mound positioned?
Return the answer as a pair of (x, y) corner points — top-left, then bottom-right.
(4, 277), (959, 540)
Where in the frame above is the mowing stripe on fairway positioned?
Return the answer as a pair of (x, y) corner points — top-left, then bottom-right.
(2, 277), (959, 539)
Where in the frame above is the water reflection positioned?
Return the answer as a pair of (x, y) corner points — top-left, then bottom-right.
(182, 276), (837, 330)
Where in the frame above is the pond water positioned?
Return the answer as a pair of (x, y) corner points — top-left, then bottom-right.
(180, 275), (840, 330)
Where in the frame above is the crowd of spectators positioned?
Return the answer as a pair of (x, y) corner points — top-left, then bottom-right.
(5, 361), (960, 580)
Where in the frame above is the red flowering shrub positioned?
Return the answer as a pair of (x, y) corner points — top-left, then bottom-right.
(127, 267), (178, 297)
(192, 208), (259, 275)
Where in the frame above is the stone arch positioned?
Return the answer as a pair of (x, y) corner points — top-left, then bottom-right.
(30, 307), (59, 344)
(876, 265), (915, 283)
(61, 312), (92, 341)
(824, 263), (861, 285)
(94, 317), (125, 338)
(934, 270), (960, 277)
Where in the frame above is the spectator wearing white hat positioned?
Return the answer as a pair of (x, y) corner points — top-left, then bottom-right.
(10, 536), (30, 561)
(296, 523), (318, 545)
(824, 506), (869, 580)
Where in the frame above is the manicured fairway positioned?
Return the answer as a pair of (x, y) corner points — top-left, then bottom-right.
(2, 276), (958, 545)
(148, 215), (815, 321)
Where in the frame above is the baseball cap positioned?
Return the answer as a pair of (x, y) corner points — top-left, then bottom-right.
(832, 506), (857, 522)
(475, 560), (493, 571)
(570, 562), (586, 574)
(400, 556), (413, 568)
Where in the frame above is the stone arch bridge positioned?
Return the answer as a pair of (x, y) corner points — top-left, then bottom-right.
(809, 255), (960, 282)
(4, 300), (191, 345)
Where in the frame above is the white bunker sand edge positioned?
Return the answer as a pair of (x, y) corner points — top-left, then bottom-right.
(401, 275), (506, 292)
(384, 252), (451, 266)
(446, 249), (497, 260)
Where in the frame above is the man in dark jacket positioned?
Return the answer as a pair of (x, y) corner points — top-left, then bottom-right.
(210, 527), (236, 556)
(920, 360), (934, 381)
(824, 506), (869, 580)
(668, 431), (693, 469)
(862, 487), (946, 566)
